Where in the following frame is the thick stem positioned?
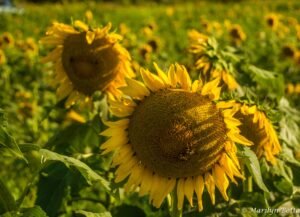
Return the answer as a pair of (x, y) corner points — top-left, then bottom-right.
(242, 163), (253, 193)
(169, 189), (182, 217)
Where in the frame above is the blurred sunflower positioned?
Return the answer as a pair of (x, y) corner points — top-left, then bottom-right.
(41, 20), (134, 107)
(265, 13), (280, 30)
(188, 30), (238, 90)
(281, 44), (295, 59)
(286, 83), (300, 95)
(0, 32), (14, 48)
(221, 101), (281, 164)
(138, 44), (152, 62)
(101, 63), (253, 211)
(228, 24), (246, 45)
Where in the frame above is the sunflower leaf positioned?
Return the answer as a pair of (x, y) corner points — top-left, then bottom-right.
(39, 149), (110, 191)
(0, 178), (16, 215)
(21, 206), (48, 217)
(75, 210), (112, 217)
(0, 126), (25, 161)
(239, 146), (269, 193)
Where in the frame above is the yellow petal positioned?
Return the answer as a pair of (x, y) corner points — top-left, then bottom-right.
(66, 110), (86, 123)
(194, 175), (204, 211)
(184, 177), (194, 207)
(100, 131), (128, 154)
(149, 173), (162, 205)
(140, 68), (165, 92)
(100, 125), (128, 137)
(228, 130), (253, 146)
(74, 20), (89, 32)
(175, 63), (191, 90)
(124, 163), (144, 191)
(212, 165), (229, 201)
(112, 144), (133, 167)
(139, 168), (153, 196)
(115, 156), (138, 182)
(119, 77), (150, 100)
(191, 80), (202, 92)
(204, 172), (215, 205)
(201, 78), (221, 97)
(153, 178), (176, 208)
(177, 178), (185, 209)
(167, 64), (177, 87)
(86, 31), (95, 44)
(153, 62), (170, 85)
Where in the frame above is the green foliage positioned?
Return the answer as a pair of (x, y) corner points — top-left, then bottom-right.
(238, 146), (269, 193)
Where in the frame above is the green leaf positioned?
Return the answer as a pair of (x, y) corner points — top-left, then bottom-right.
(36, 163), (72, 217)
(248, 65), (285, 98)
(22, 206), (48, 217)
(279, 144), (300, 167)
(39, 149), (110, 191)
(75, 210), (112, 217)
(274, 178), (293, 195)
(0, 178), (16, 215)
(0, 126), (24, 160)
(239, 146), (269, 192)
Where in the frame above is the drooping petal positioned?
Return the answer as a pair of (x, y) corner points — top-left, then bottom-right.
(212, 165), (229, 201)
(177, 178), (185, 209)
(194, 175), (204, 211)
(184, 177), (194, 207)
(204, 172), (215, 205)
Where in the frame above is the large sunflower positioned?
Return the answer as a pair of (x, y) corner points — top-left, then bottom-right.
(219, 101), (281, 164)
(100, 63), (253, 211)
(41, 20), (134, 107)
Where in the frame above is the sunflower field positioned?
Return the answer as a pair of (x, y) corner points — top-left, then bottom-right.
(1, 0), (300, 216)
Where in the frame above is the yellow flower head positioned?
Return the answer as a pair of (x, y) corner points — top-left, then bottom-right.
(138, 44), (153, 62)
(0, 32), (14, 48)
(281, 45), (296, 59)
(188, 29), (208, 55)
(220, 101), (281, 164)
(40, 20), (134, 107)
(265, 13), (280, 30)
(228, 24), (246, 45)
(100, 63), (253, 211)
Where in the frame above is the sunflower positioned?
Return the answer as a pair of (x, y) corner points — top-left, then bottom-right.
(40, 20), (134, 107)
(221, 101), (281, 164)
(228, 24), (246, 45)
(0, 32), (14, 48)
(100, 63), (253, 211)
(188, 30), (238, 90)
(265, 13), (280, 30)
(281, 44), (295, 59)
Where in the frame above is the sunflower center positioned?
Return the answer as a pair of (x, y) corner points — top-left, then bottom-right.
(128, 89), (228, 178)
(62, 32), (120, 95)
(235, 112), (266, 154)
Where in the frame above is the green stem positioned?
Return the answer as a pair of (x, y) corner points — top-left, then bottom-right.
(242, 163), (252, 193)
(169, 189), (182, 217)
